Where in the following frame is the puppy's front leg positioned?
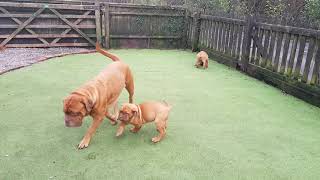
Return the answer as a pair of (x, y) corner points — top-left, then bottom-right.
(130, 125), (141, 133)
(116, 122), (126, 137)
(78, 115), (103, 149)
(106, 111), (118, 125)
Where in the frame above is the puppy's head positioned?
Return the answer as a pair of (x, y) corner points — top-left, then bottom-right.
(118, 103), (138, 123)
(63, 94), (93, 127)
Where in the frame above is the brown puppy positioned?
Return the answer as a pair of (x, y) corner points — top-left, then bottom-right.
(195, 51), (209, 69)
(116, 101), (172, 143)
(63, 43), (134, 149)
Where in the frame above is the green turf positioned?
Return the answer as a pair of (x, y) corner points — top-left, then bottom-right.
(1, 49), (320, 180)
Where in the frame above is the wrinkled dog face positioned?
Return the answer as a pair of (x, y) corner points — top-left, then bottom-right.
(118, 103), (137, 123)
(63, 94), (92, 127)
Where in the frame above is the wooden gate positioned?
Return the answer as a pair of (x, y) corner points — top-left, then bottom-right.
(0, 2), (100, 48)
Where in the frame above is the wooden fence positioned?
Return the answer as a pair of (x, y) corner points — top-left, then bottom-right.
(189, 13), (320, 107)
(0, 2), (186, 48)
(0, 1), (319, 107)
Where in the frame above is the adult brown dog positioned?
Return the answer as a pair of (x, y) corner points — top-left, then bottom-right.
(195, 51), (209, 69)
(116, 101), (171, 143)
(63, 43), (134, 149)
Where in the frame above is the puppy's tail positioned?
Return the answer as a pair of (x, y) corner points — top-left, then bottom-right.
(162, 100), (172, 110)
(96, 42), (120, 62)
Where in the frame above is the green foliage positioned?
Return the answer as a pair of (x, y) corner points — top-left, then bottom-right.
(265, 0), (285, 18)
(306, 0), (320, 20)
(187, 0), (230, 12)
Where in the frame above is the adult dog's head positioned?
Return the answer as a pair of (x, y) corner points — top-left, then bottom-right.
(118, 103), (138, 123)
(63, 93), (93, 127)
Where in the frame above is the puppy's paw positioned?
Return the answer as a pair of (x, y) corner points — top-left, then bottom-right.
(116, 131), (123, 137)
(78, 139), (89, 149)
(130, 127), (140, 133)
(110, 120), (117, 126)
(151, 137), (161, 143)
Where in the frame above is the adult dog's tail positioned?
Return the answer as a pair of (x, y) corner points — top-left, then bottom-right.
(96, 42), (120, 61)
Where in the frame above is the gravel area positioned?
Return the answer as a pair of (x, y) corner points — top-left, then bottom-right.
(0, 47), (94, 74)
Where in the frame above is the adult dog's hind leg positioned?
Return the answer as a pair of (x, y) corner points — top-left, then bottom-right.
(125, 69), (134, 103)
(152, 115), (167, 143)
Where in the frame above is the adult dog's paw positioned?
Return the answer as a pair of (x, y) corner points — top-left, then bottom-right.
(78, 139), (89, 149)
(151, 137), (161, 143)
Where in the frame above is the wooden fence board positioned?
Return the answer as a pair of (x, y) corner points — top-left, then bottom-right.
(279, 33), (290, 74)
(260, 29), (270, 67)
(302, 38), (316, 82)
(311, 40), (320, 85)
(273, 32), (284, 72)
(286, 35), (298, 75)
(293, 35), (306, 79)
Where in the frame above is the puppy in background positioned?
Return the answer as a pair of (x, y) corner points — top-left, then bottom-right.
(116, 101), (172, 143)
(195, 51), (209, 69)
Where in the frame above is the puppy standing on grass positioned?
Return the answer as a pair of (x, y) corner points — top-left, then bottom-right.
(195, 51), (209, 69)
(116, 101), (172, 143)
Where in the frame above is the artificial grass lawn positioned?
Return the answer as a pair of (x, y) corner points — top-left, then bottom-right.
(0, 49), (320, 180)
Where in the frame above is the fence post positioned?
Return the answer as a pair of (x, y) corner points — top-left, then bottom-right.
(103, 3), (110, 49)
(241, 15), (255, 72)
(181, 9), (189, 49)
(95, 2), (102, 45)
(191, 12), (201, 52)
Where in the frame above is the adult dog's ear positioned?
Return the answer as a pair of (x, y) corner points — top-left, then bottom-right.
(62, 97), (70, 112)
(82, 97), (93, 113)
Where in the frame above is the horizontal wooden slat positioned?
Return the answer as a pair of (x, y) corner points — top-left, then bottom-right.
(110, 12), (184, 17)
(0, 0), (99, 5)
(5, 43), (91, 47)
(109, 3), (185, 11)
(110, 35), (181, 39)
(0, 14), (95, 19)
(0, 2), (98, 10)
(0, 24), (96, 29)
(256, 22), (320, 38)
(200, 15), (246, 25)
(0, 34), (96, 38)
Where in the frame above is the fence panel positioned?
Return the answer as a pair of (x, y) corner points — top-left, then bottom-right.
(102, 3), (185, 49)
(196, 15), (246, 67)
(254, 22), (320, 85)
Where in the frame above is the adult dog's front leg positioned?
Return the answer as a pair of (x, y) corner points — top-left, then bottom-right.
(78, 116), (103, 149)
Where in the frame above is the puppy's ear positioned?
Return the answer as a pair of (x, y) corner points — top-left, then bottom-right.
(82, 97), (93, 113)
(131, 105), (139, 116)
